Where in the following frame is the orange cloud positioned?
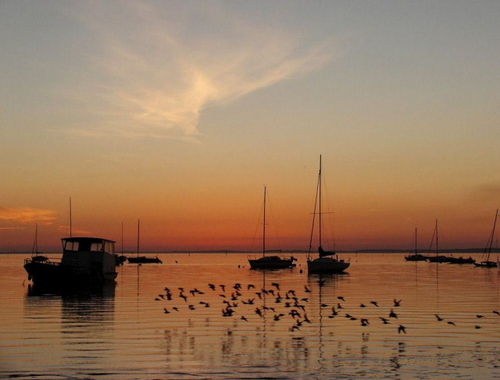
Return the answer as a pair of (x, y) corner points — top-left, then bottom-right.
(0, 207), (57, 225)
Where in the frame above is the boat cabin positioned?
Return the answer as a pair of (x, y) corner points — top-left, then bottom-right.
(61, 237), (117, 279)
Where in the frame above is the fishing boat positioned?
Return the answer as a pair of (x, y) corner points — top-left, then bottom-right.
(475, 209), (498, 268)
(426, 220), (451, 263)
(405, 228), (427, 261)
(127, 219), (162, 264)
(248, 186), (296, 269)
(24, 237), (118, 285)
(307, 156), (350, 274)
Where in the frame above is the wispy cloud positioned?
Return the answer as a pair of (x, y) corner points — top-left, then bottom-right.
(64, 2), (333, 140)
(0, 207), (57, 225)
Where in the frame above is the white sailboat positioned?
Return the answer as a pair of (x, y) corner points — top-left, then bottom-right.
(307, 156), (350, 274)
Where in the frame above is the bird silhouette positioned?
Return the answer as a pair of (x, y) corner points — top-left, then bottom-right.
(271, 282), (280, 290)
(337, 296), (345, 302)
(361, 318), (370, 326)
(493, 310), (500, 316)
(370, 301), (379, 307)
(389, 309), (398, 319)
(435, 314), (444, 321)
(447, 321), (456, 326)
(304, 285), (311, 293)
(398, 325), (406, 334)
(379, 317), (390, 324)
(394, 299), (402, 307)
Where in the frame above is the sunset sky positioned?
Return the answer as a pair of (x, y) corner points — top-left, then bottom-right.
(1, 1), (499, 252)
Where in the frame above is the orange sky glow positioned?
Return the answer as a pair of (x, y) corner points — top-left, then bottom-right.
(1, 1), (499, 252)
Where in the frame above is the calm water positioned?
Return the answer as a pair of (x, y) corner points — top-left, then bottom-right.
(1, 252), (499, 379)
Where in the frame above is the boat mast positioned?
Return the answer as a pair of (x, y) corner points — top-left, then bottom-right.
(31, 224), (38, 257)
(414, 227), (418, 255)
(137, 219), (140, 258)
(121, 221), (124, 256)
(435, 219), (439, 256)
(69, 197), (72, 238)
(486, 209), (498, 260)
(263, 186), (266, 257)
(318, 155), (323, 248)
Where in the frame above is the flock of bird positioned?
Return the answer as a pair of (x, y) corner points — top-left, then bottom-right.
(155, 280), (500, 335)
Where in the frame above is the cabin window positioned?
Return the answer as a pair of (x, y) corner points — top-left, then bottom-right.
(90, 242), (103, 252)
(65, 241), (79, 251)
(104, 241), (115, 254)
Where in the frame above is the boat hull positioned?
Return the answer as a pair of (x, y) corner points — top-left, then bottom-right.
(405, 254), (427, 261)
(24, 260), (117, 285)
(474, 260), (498, 268)
(426, 256), (451, 263)
(127, 256), (162, 264)
(248, 256), (296, 270)
(307, 257), (350, 274)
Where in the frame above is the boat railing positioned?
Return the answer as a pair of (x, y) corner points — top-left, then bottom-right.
(24, 258), (60, 266)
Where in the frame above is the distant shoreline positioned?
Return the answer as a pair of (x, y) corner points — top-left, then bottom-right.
(2, 248), (499, 255)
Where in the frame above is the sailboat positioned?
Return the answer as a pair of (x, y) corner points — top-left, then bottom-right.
(126, 219), (162, 264)
(307, 156), (350, 274)
(405, 228), (427, 261)
(29, 224), (49, 263)
(475, 209), (499, 268)
(426, 220), (450, 263)
(248, 186), (296, 269)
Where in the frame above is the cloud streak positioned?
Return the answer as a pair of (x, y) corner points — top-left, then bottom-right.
(0, 207), (57, 225)
(65, 2), (333, 140)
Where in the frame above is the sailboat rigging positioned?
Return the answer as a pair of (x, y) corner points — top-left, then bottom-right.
(127, 219), (162, 264)
(307, 155), (350, 274)
(475, 209), (499, 268)
(405, 228), (426, 261)
(248, 186), (296, 269)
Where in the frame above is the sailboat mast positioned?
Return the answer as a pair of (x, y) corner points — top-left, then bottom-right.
(435, 219), (439, 255)
(415, 227), (418, 255)
(137, 219), (140, 258)
(263, 186), (266, 257)
(31, 224), (38, 256)
(487, 209), (498, 258)
(318, 155), (322, 247)
(69, 197), (72, 238)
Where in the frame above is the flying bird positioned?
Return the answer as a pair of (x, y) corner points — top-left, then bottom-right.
(398, 325), (407, 334)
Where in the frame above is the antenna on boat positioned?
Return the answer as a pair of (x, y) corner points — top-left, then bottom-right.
(69, 197), (72, 238)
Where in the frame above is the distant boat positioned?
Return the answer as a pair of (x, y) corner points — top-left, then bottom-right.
(127, 219), (162, 264)
(426, 220), (451, 263)
(447, 256), (475, 265)
(475, 209), (498, 268)
(29, 224), (49, 263)
(248, 186), (296, 270)
(24, 237), (118, 285)
(307, 156), (350, 274)
(405, 228), (427, 261)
